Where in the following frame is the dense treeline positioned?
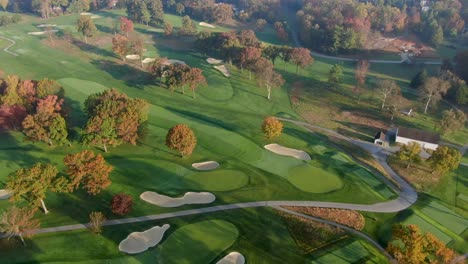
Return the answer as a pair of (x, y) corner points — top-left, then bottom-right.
(2, 0), (120, 18)
(296, 0), (466, 54)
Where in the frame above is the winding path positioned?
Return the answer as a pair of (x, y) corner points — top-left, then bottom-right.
(17, 119), (421, 262)
(0, 35), (19, 56)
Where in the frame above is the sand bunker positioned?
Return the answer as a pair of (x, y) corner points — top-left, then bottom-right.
(119, 224), (170, 254)
(168, 59), (186, 65)
(0, 189), (11, 200)
(126, 54), (141, 60)
(214, 65), (231, 77)
(142, 58), (156, 64)
(80, 12), (92, 16)
(264, 144), (311, 161)
(28, 30), (58, 36)
(37, 24), (57, 28)
(91, 15), (102, 19)
(192, 161), (220, 171)
(140, 191), (215, 208)
(199, 22), (215, 28)
(207, 58), (223, 64)
(217, 252), (245, 264)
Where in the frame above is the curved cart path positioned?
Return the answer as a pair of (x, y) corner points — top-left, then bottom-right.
(4, 120), (419, 262)
(0, 35), (19, 56)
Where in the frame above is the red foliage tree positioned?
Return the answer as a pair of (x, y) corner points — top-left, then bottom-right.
(120, 16), (134, 37)
(111, 193), (133, 215)
(240, 46), (262, 79)
(184, 67), (207, 99)
(290, 48), (314, 74)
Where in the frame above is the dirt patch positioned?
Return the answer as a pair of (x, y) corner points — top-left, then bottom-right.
(367, 34), (438, 58)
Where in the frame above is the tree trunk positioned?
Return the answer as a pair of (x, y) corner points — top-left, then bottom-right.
(40, 199), (49, 214)
(424, 96), (431, 113)
(249, 70), (252, 80)
(182, 86), (185, 94)
(267, 85), (271, 100)
(406, 161), (410, 169)
(18, 234), (26, 246)
(84, 35), (88, 44)
(192, 89), (196, 99)
(296, 64), (299, 74)
(48, 138), (53, 146)
(103, 144), (108, 153)
(381, 96), (386, 109)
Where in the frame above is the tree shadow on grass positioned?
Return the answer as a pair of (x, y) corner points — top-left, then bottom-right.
(90, 59), (153, 89)
(71, 38), (115, 58)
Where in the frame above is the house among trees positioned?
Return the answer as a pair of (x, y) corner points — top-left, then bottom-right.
(395, 127), (440, 150)
(373, 131), (388, 147)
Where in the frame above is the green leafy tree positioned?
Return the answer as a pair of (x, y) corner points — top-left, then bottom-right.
(428, 146), (461, 174)
(89, 211), (105, 234)
(164, 22), (173, 36)
(83, 89), (148, 152)
(327, 64), (344, 86)
(437, 109), (466, 135)
(147, 0), (164, 25)
(394, 141), (421, 168)
(0, 207), (40, 246)
(6, 163), (68, 214)
(166, 124), (197, 156)
(36, 78), (64, 99)
(76, 15), (97, 44)
(179, 15), (197, 35)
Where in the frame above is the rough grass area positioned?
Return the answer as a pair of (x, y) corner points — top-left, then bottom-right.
(157, 220), (238, 264)
(283, 206), (365, 230)
(310, 240), (370, 264)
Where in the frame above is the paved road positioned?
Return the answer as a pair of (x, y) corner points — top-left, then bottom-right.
(0, 35), (18, 56)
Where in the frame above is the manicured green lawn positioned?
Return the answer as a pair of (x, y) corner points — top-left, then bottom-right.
(157, 220), (238, 263)
(288, 164), (343, 193)
(310, 240), (370, 264)
(184, 170), (249, 192)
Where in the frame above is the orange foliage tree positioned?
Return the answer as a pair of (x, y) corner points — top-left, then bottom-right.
(112, 35), (129, 61)
(165, 124), (197, 156)
(262, 116), (283, 139)
(64, 150), (113, 195)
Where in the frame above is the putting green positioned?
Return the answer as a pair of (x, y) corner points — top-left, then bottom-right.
(157, 220), (239, 264)
(185, 170), (249, 191)
(288, 164), (343, 193)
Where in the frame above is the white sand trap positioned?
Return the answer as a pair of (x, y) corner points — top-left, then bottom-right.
(199, 22), (216, 28)
(192, 161), (220, 171)
(140, 191), (215, 208)
(214, 65), (231, 77)
(264, 143), (311, 161)
(28, 30), (58, 36)
(217, 252), (245, 264)
(168, 59), (186, 65)
(142, 58), (156, 64)
(207, 58), (223, 64)
(0, 189), (11, 200)
(80, 12), (93, 16)
(37, 24), (57, 28)
(91, 15), (102, 19)
(126, 54), (141, 60)
(119, 224), (170, 254)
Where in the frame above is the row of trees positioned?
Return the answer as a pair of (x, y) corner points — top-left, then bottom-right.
(296, 0), (466, 54)
(165, 0), (234, 24)
(125, 0), (164, 26)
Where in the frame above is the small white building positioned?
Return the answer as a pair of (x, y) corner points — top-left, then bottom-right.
(395, 127), (440, 151)
(374, 131), (387, 147)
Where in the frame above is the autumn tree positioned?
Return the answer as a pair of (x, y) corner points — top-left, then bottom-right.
(76, 15), (97, 44)
(387, 224), (459, 263)
(179, 15), (197, 35)
(184, 67), (207, 99)
(89, 211), (105, 234)
(355, 59), (369, 88)
(112, 35), (129, 61)
(255, 19), (267, 32)
(262, 116), (283, 139)
(240, 46), (262, 79)
(148, 57), (169, 84)
(0, 207), (40, 246)
(263, 45), (282, 65)
(110, 193), (133, 215)
(253, 58), (285, 100)
(437, 109), (466, 135)
(6, 163), (68, 214)
(120, 16), (133, 37)
(394, 141), (422, 168)
(420, 77), (451, 113)
(328, 64), (344, 86)
(289, 47), (313, 74)
(36, 78), (64, 99)
(164, 22), (173, 36)
(166, 124), (197, 157)
(428, 146), (461, 174)
(22, 95), (68, 146)
(237, 30), (259, 47)
(175, 3), (184, 15)
(0, 0), (8, 10)
(376, 79), (400, 110)
(83, 89), (148, 152)
(211, 3), (233, 24)
(64, 150), (113, 195)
